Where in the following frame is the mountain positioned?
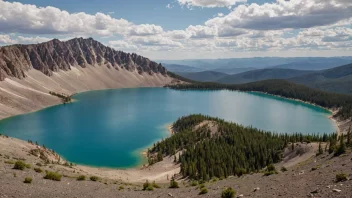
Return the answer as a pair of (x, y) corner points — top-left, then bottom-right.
(271, 59), (352, 70)
(216, 68), (313, 84)
(289, 63), (352, 94)
(176, 71), (228, 82)
(210, 67), (256, 74)
(0, 38), (172, 119)
(162, 63), (203, 73)
(159, 57), (352, 71)
(0, 37), (167, 80)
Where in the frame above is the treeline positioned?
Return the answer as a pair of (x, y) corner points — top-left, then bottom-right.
(149, 114), (334, 181)
(49, 91), (72, 103)
(167, 71), (196, 83)
(166, 79), (352, 119)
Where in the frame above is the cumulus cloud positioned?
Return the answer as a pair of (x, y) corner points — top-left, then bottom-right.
(17, 36), (52, 43)
(178, 0), (246, 8)
(0, 0), (351, 58)
(0, 0), (166, 37)
(128, 35), (183, 47)
(108, 40), (138, 51)
(0, 34), (16, 45)
(164, 30), (190, 40)
(128, 24), (163, 36)
(206, 0), (352, 30)
(186, 25), (217, 38)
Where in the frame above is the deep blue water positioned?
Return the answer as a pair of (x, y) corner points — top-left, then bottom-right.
(0, 88), (336, 168)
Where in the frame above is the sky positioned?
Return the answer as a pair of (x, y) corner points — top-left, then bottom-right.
(0, 0), (351, 60)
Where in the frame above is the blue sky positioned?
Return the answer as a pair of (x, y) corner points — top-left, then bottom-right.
(7, 0), (265, 30)
(0, 0), (351, 59)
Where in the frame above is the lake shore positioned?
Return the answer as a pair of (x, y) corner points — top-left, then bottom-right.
(0, 86), (348, 184)
(0, 135), (180, 183)
(0, 68), (173, 120)
(248, 90), (349, 136)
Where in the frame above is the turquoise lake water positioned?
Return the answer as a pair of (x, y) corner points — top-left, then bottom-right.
(0, 88), (336, 168)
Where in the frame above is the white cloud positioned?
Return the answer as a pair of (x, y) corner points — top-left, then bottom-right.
(206, 0), (352, 30)
(0, 0), (166, 38)
(178, 0), (247, 8)
(164, 30), (190, 40)
(186, 25), (217, 38)
(128, 24), (163, 36)
(0, 34), (16, 45)
(108, 40), (138, 51)
(17, 36), (52, 43)
(128, 35), (183, 47)
(166, 4), (173, 9)
(0, 0), (351, 59)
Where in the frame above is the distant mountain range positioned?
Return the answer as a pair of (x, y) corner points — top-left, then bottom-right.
(176, 71), (228, 82)
(163, 64), (204, 73)
(289, 63), (352, 94)
(173, 62), (352, 94)
(216, 68), (313, 84)
(158, 57), (352, 73)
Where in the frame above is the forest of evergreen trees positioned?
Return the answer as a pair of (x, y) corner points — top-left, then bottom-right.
(149, 114), (334, 181)
(166, 79), (352, 119)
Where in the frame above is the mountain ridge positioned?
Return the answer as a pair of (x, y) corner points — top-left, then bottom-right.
(0, 38), (172, 120)
(216, 68), (313, 84)
(0, 37), (167, 81)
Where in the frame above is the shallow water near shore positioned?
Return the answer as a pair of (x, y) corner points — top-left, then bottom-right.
(0, 88), (336, 168)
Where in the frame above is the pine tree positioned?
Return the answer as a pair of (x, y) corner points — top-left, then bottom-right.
(317, 142), (323, 156)
(334, 136), (346, 156)
(347, 126), (351, 146)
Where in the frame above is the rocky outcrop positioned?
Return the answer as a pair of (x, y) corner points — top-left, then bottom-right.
(0, 37), (167, 81)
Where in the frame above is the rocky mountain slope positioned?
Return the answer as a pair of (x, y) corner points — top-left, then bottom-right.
(0, 37), (167, 80)
(0, 38), (172, 119)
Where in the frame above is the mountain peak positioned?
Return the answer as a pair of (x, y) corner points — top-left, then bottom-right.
(0, 38), (167, 81)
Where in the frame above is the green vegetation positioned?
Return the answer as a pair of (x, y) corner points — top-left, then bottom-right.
(317, 142), (324, 156)
(167, 79), (352, 119)
(280, 166), (288, 172)
(347, 126), (351, 146)
(167, 71), (196, 83)
(336, 173), (348, 182)
(152, 181), (160, 188)
(90, 176), (99, 181)
(34, 167), (43, 173)
(77, 175), (86, 181)
(49, 91), (72, 103)
(143, 180), (154, 191)
(334, 136), (346, 156)
(199, 187), (208, 195)
(118, 185), (124, 190)
(13, 161), (29, 170)
(169, 179), (179, 188)
(190, 180), (198, 186)
(24, 177), (32, 184)
(264, 164), (278, 176)
(221, 187), (236, 198)
(4, 160), (15, 164)
(149, 114), (331, 181)
(44, 171), (62, 181)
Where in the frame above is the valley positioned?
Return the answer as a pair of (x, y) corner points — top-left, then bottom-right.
(0, 39), (351, 198)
